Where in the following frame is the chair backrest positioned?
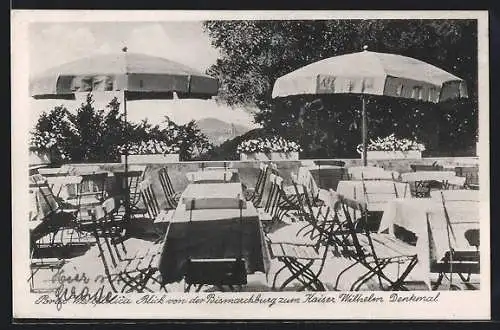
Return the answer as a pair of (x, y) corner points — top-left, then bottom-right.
(431, 189), (479, 202)
(158, 167), (175, 197)
(139, 179), (162, 219)
(360, 170), (400, 181)
(348, 166), (386, 180)
(77, 172), (108, 201)
(252, 163), (269, 198)
(297, 167), (320, 200)
(253, 164), (275, 208)
(32, 181), (60, 219)
(337, 194), (371, 260)
(360, 178), (402, 205)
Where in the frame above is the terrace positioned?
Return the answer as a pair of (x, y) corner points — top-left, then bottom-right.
(28, 156), (480, 294)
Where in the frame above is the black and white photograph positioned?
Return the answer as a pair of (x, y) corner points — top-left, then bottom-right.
(12, 10), (490, 319)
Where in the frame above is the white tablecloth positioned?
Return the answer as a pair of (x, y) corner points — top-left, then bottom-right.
(186, 170), (238, 184)
(348, 166), (400, 181)
(336, 180), (411, 211)
(379, 198), (480, 287)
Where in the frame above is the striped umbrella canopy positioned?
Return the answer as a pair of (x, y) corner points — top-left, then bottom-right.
(272, 47), (468, 164)
(30, 51), (219, 100)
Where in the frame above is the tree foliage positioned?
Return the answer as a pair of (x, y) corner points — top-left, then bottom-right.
(31, 94), (213, 163)
(204, 19), (477, 107)
(203, 20), (478, 157)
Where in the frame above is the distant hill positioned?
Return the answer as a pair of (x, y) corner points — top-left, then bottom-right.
(195, 117), (254, 146)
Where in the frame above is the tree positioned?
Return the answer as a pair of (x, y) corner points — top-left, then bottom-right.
(204, 19), (477, 108)
(203, 20), (478, 157)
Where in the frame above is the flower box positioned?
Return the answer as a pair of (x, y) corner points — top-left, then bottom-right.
(121, 154), (179, 164)
(366, 150), (422, 160)
(240, 152), (299, 161)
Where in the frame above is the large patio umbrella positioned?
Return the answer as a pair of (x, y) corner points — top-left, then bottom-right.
(30, 48), (219, 218)
(272, 46), (468, 165)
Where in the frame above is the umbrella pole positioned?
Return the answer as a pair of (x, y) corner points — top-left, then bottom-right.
(124, 90), (130, 222)
(362, 95), (368, 166)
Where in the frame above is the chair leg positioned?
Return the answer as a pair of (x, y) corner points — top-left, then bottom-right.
(279, 259), (315, 291)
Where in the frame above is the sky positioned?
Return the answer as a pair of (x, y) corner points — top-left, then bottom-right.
(28, 21), (259, 129)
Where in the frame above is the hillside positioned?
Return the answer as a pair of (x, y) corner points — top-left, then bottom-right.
(195, 117), (254, 146)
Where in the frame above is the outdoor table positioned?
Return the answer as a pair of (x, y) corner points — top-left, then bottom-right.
(45, 175), (83, 200)
(336, 180), (411, 211)
(378, 198), (480, 288)
(401, 171), (465, 186)
(37, 167), (69, 177)
(186, 169), (239, 184)
(303, 165), (346, 190)
(157, 182), (271, 285)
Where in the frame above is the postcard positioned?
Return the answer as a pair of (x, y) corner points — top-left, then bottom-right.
(12, 10), (490, 320)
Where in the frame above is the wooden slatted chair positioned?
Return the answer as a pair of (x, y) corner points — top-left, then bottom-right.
(184, 198), (247, 292)
(90, 203), (167, 293)
(246, 163), (273, 206)
(31, 179), (94, 249)
(139, 179), (175, 240)
(266, 188), (343, 291)
(335, 196), (419, 291)
(429, 192), (480, 290)
(113, 167), (147, 218)
(158, 167), (181, 209)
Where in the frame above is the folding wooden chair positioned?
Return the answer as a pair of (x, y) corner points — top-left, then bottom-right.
(335, 196), (419, 291)
(266, 188), (343, 291)
(139, 179), (175, 240)
(245, 162), (270, 205)
(429, 192), (480, 290)
(113, 167), (147, 217)
(184, 198), (247, 292)
(90, 203), (167, 293)
(158, 167), (181, 209)
(31, 179), (94, 249)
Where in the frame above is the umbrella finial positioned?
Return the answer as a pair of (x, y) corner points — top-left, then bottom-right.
(122, 46), (128, 53)
(362, 45), (369, 51)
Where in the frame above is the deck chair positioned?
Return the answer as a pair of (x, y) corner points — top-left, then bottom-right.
(245, 162), (270, 205)
(335, 196), (419, 291)
(266, 188), (344, 291)
(139, 179), (175, 240)
(113, 167), (147, 218)
(158, 167), (181, 209)
(90, 203), (167, 293)
(63, 172), (108, 227)
(31, 179), (94, 249)
(184, 198), (247, 292)
(429, 192), (480, 290)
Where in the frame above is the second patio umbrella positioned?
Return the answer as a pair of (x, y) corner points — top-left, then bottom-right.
(272, 46), (468, 165)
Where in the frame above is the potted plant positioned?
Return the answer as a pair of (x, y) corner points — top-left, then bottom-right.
(356, 134), (425, 160)
(119, 139), (181, 164)
(237, 136), (302, 161)
(29, 131), (59, 166)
